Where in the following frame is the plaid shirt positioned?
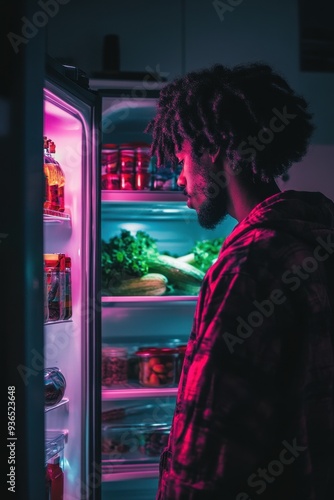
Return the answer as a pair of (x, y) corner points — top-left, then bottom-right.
(157, 190), (334, 500)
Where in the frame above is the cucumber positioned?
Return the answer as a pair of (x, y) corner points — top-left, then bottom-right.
(106, 273), (168, 296)
(147, 254), (205, 295)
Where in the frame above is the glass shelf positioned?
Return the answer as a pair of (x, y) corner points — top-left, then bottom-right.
(101, 190), (185, 203)
(102, 295), (198, 304)
(102, 462), (159, 482)
(102, 387), (178, 401)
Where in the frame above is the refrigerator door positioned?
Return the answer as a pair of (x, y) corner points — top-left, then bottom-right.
(43, 66), (101, 500)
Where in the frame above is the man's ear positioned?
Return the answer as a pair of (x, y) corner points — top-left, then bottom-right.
(209, 146), (221, 163)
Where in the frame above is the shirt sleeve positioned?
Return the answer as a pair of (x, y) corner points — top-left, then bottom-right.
(161, 270), (291, 499)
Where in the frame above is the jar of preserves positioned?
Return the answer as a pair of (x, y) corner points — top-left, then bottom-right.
(102, 346), (128, 386)
(176, 345), (187, 383)
(44, 253), (66, 321)
(101, 144), (120, 190)
(134, 143), (151, 190)
(135, 347), (178, 387)
(119, 143), (135, 190)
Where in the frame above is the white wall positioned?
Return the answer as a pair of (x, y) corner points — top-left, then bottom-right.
(45, 0), (334, 196)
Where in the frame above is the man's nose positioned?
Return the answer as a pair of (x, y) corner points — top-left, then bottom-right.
(176, 168), (185, 187)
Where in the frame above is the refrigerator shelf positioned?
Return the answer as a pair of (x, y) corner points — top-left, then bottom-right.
(45, 430), (68, 462)
(43, 208), (71, 224)
(102, 295), (198, 303)
(45, 397), (69, 413)
(102, 463), (159, 481)
(102, 190), (185, 203)
(102, 387), (178, 400)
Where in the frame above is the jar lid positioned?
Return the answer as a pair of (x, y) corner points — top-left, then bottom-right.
(102, 143), (118, 150)
(135, 347), (178, 357)
(102, 346), (127, 356)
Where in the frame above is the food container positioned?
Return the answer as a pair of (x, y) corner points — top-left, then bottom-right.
(135, 143), (151, 190)
(101, 144), (120, 190)
(102, 346), (128, 386)
(101, 423), (170, 459)
(119, 143), (135, 190)
(176, 344), (187, 383)
(44, 367), (66, 406)
(135, 347), (178, 387)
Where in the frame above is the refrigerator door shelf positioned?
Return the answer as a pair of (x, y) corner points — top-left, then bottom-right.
(43, 209), (71, 224)
(45, 397), (69, 413)
(102, 387), (178, 401)
(45, 430), (68, 463)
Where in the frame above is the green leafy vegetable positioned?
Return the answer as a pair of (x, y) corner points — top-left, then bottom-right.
(102, 229), (159, 287)
(191, 236), (225, 272)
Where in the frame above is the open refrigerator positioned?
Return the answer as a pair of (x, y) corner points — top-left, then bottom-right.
(90, 82), (237, 499)
(42, 64), (101, 500)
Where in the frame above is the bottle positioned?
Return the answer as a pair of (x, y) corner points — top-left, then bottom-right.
(63, 256), (72, 320)
(45, 139), (60, 212)
(46, 456), (64, 500)
(49, 141), (65, 212)
(43, 136), (51, 210)
(44, 367), (66, 406)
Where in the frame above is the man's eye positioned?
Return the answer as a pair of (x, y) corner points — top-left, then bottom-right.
(177, 159), (184, 167)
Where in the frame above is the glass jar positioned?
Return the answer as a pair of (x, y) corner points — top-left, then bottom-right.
(176, 345), (187, 383)
(119, 143), (135, 190)
(135, 347), (178, 387)
(135, 143), (151, 190)
(44, 367), (66, 407)
(101, 144), (120, 190)
(102, 346), (128, 386)
(44, 253), (66, 321)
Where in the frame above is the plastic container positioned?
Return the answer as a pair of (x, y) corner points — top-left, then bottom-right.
(102, 346), (128, 386)
(135, 347), (178, 387)
(101, 423), (170, 459)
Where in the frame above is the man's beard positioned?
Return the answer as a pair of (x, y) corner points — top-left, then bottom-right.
(197, 178), (229, 229)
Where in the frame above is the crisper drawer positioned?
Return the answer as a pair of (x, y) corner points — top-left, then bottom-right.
(101, 400), (174, 478)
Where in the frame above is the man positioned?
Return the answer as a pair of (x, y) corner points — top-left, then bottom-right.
(146, 63), (334, 499)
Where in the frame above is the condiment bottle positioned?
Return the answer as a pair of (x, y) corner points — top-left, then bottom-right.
(46, 455), (64, 500)
(45, 139), (60, 212)
(49, 141), (65, 212)
(44, 253), (66, 321)
(63, 256), (72, 320)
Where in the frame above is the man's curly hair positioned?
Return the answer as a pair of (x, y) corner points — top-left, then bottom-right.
(146, 63), (315, 182)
